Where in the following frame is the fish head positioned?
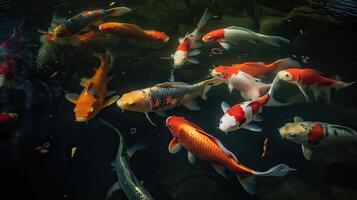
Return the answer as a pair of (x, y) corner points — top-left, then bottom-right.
(98, 22), (118, 32)
(219, 113), (239, 133)
(74, 92), (101, 122)
(117, 90), (151, 112)
(53, 24), (70, 38)
(202, 29), (224, 42)
(211, 66), (230, 79)
(277, 70), (294, 83)
(279, 122), (311, 144)
(166, 115), (186, 137)
(173, 50), (188, 68)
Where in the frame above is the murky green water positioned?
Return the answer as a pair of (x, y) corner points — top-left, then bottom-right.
(1, 0), (357, 200)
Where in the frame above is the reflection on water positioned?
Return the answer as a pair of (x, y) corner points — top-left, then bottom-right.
(309, 0), (357, 17)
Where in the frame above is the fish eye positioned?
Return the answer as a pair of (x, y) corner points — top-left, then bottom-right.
(89, 107), (94, 113)
(290, 133), (297, 137)
(285, 74), (290, 78)
(189, 34), (193, 38)
(220, 120), (222, 124)
(129, 102), (136, 106)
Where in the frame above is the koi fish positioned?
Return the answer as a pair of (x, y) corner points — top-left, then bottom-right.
(65, 52), (119, 122)
(277, 68), (354, 103)
(99, 22), (169, 43)
(166, 116), (296, 195)
(279, 116), (357, 160)
(219, 76), (286, 133)
(100, 119), (153, 200)
(117, 78), (223, 126)
(172, 8), (212, 68)
(45, 7), (131, 40)
(211, 58), (300, 80)
(202, 26), (290, 50)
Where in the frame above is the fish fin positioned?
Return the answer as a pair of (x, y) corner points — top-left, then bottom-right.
(65, 93), (79, 104)
(80, 78), (89, 87)
(296, 83), (309, 102)
(302, 144), (312, 160)
(168, 137), (181, 153)
(198, 78), (224, 100)
(258, 107), (263, 113)
(110, 161), (116, 167)
(237, 174), (256, 195)
(266, 76), (291, 106)
(221, 101), (231, 113)
(294, 116), (304, 122)
(183, 99), (201, 111)
(102, 95), (120, 109)
(228, 82), (234, 93)
(106, 90), (116, 97)
(189, 49), (201, 57)
(106, 181), (121, 200)
(169, 69), (175, 82)
(108, 7), (131, 17)
(259, 35), (290, 47)
(145, 112), (157, 126)
(155, 82), (189, 88)
(219, 42), (230, 50)
(196, 8), (213, 30)
(188, 151), (197, 164)
(178, 37), (184, 42)
(187, 58), (199, 64)
(226, 26), (256, 34)
(192, 41), (203, 49)
(248, 39), (258, 45)
(268, 57), (301, 73)
(127, 140), (148, 158)
(253, 115), (262, 122)
(312, 87), (320, 102)
(155, 110), (167, 117)
(212, 163), (227, 178)
(243, 123), (262, 132)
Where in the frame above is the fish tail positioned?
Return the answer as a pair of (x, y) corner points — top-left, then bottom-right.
(197, 78), (224, 100)
(334, 80), (354, 90)
(259, 35), (290, 47)
(144, 30), (170, 42)
(108, 7), (131, 17)
(196, 8), (213, 31)
(93, 50), (114, 70)
(268, 57), (301, 72)
(237, 164), (296, 195)
(99, 118), (123, 140)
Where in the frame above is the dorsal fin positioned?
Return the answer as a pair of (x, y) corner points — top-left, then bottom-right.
(155, 82), (190, 88)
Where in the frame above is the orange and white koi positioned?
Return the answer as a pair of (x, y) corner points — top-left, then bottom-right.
(279, 116), (357, 160)
(277, 68), (354, 103)
(65, 52), (119, 122)
(166, 116), (296, 195)
(202, 26), (289, 50)
(171, 8), (212, 69)
(117, 78), (223, 126)
(99, 22), (169, 43)
(219, 77), (285, 133)
(45, 7), (131, 41)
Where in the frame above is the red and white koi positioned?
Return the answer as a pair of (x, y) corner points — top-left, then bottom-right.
(202, 26), (290, 50)
(219, 77), (285, 133)
(277, 68), (354, 103)
(279, 116), (357, 160)
(166, 116), (296, 195)
(172, 8), (212, 69)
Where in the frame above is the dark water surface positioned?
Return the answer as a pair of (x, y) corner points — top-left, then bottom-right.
(1, 0), (357, 200)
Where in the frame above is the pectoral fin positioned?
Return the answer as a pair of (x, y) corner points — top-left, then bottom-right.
(168, 137), (181, 153)
(80, 78), (89, 87)
(145, 112), (157, 126)
(302, 144), (312, 160)
(294, 116), (304, 122)
(155, 110), (167, 117)
(188, 151), (196, 164)
(183, 99), (201, 111)
(106, 181), (121, 200)
(106, 90), (116, 97)
(189, 49), (201, 57)
(243, 123), (262, 132)
(253, 115), (262, 122)
(221, 101), (231, 113)
(296, 83), (309, 102)
(127, 141), (148, 158)
(187, 58), (199, 64)
(102, 95), (120, 109)
(212, 163), (227, 178)
(228, 82), (234, 93)
(65, 93), (79, 104)
(219, 42), (230, 50)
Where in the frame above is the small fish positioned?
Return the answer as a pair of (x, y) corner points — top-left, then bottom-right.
(172, 8), (212, 69)
(211, 57), (300, 80)
(219, 77), (286, 133)
(45, 7), (131, 40)
(66, 52), (119, 122)
(99, 22), (170, 43)
(277, 68), (354, 104)
(202, 26), (290, 50)
(117, 78), (223, 126)
(279, 116), (357, 160)
(261, 138), (268, 158)
(166, 116), (296, 195)
(100, 119), (153, 200)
